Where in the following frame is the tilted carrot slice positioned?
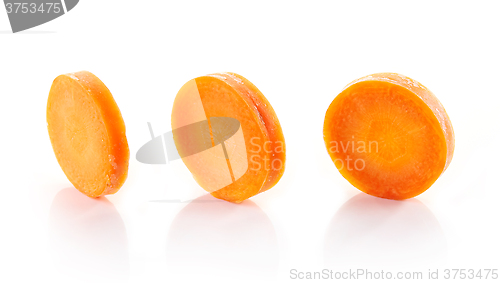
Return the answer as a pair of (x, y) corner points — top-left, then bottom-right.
(172, 73), (286, 203)
(323, 73), (454, 200)
(47, 71), (129, 197)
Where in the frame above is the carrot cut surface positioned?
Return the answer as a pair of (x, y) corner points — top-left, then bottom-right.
(323, 73), (454, 200)
(47, 71), (129, 198)
(172, 73), (286, 203)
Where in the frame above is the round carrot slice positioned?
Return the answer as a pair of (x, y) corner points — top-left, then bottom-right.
(171, 73), (286, 203)
(323, 73), (454, 200)
(47, 71), (129, 198)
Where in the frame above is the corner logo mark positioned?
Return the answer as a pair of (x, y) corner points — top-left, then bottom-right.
(4, 0), (79, 33)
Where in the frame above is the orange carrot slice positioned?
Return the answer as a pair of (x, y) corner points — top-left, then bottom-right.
(171, 73), (286, 203)
(323, 73), (454, 200)
(47, 71), (129, 198)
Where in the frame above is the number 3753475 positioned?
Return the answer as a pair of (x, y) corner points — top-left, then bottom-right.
(5, 3), (62, 14)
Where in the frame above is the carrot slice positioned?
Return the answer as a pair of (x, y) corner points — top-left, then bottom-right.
(323, 73), (454, 200)
(47, 71), (129, 198)
(171, 73), (286, 203)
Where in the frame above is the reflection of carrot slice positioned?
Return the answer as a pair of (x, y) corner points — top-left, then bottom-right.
(47, 71), (129, 198)
(324, 73), (454, 200)
(172, 73), (286, 203)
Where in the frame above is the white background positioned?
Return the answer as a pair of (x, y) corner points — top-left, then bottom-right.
(1, 1), (499, 282)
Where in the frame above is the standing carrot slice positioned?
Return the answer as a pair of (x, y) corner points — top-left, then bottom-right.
(47, 71), (129, 198)
(171, 73), (286, 203)
(323, 73), (454, 200)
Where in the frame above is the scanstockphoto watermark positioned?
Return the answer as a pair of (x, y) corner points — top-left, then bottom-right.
(247, 137), (378, 172)
(136, 118), (376, 182)
(290, 269), (422, 280)
(289, 268), (499, 280)
(327, 138), (379, 171)
(248, 137), (284, 172)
